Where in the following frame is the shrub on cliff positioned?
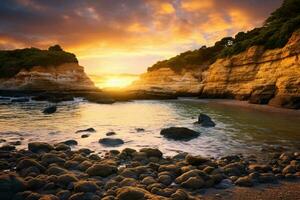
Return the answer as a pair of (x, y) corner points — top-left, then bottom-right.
(148, 0), (300, 73)
(0, 45), (77, 78)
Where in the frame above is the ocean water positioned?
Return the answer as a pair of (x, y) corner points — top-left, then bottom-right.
(0, 97), (300, 158)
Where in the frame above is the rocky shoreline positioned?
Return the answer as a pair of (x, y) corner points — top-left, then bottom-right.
(0, 140), (299, 200)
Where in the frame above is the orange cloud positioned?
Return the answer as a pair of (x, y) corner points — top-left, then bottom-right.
(181, 0), (214, 12)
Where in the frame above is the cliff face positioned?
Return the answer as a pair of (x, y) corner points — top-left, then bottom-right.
(131, 30), (300, 108)
(0, 63), (96, 91)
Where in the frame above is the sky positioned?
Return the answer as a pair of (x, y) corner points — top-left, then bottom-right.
(0, 0), (283, 75)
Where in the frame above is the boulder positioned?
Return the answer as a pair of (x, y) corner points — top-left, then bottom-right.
(196, 113), (216, 127)
(74, 181), (99, 193)
(181, 177), (204, 189)
(62, 140), (78, 146)
(0, 173), (26, 200)
(16, 159), (45, 172)
(86, 164), (118, 177)
(160, 127), (200, 141)
(43, 105), (57, 114)
(185, 154), (209, 165)
(106, 131), (116, 136)
(99, 138), (124, 146)
(28, 142), (54, 153)
(140, 148), (163, 158)
(116, 187), (147, 200)
(235, 176), (254, 187)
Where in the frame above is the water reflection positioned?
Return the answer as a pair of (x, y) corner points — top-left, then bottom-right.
(0, 99), (299, 157)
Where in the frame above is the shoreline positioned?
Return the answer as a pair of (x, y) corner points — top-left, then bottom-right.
(0, 141), (299, 200)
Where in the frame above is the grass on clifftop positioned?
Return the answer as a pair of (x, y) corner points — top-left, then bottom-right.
(148, 0), (300, 73)
(0, 45), (78, 78)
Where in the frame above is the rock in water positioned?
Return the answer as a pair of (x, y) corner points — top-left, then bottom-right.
(99, 138), (124, 146)
(75, 128), (96, 133)
(43, 105), (57, 114)
(11, 97), (30, 103)
(197, 113), (216, 127)
(160, 127), (200, 141)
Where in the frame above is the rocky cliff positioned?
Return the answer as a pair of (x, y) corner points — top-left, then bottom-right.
(130, 30), (300, 109)
(0, 63), (96, 91)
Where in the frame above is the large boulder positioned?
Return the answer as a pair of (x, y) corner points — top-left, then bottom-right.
(28, 142), (54, 153)
(196, 113), (216, 127)
(160, 127), (200, 141)
(116, 187), (147, 200)
(99, 138), (124, 146)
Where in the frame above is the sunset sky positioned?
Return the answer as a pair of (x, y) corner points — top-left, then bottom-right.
(0, 0), (283, 75)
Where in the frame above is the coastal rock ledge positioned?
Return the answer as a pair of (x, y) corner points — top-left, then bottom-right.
(130, 30), (300, 109)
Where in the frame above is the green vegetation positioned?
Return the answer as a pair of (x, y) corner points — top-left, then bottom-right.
(148, 0), (300, 73)
(0, 45), (77, 78)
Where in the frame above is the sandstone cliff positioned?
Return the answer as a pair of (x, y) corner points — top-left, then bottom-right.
(0, 63), (96, 91)
(130, 30), (300, 109)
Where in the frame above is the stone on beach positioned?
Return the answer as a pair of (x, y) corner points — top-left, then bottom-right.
(197, 113), (216, 127)
(160, 127), (200, 141)
(75, 128), (96, 133)
(43, 105), (57, 114)
(28, 142), (54, 153)
(99, 138), (124, 146)
(86, 163), (118, 177)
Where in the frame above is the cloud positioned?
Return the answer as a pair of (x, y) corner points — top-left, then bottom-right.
(0, 0), (283, 74)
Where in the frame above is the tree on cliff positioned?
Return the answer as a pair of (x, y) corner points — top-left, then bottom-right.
(48, 45), (63, 51)
(148, 0), (300, 73)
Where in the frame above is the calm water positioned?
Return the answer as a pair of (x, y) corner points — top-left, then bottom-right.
(0, 97), (300, 157)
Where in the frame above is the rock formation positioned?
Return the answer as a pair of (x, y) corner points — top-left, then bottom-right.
(130, 30), (300, 109)
(0, 63), (96, 91)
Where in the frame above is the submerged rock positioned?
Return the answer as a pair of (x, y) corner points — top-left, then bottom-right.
(99, 138), (124, 146)
(43, 105), (57, 114)
(106, 131), (116, 136)
(196, 113), (216, 127)
(160, 127), (200, 141)
(76, 128), (96, 133)
(62, 140), (78, 146)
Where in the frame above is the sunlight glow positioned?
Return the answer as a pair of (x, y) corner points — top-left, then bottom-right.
(89, 74), (139, 89)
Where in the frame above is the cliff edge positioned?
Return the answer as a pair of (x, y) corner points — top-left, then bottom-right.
(0, 45), (96, 91)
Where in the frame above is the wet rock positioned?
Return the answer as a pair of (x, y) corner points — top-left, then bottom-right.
(0, 173), (26, 200)
(99, 138), (124, 147)
(223, 162), (246, 176)
(43, 105), (57, 114)
(74, 181), (99, 193)
(196, 113), (216, 127)
(46, 166), (68, 175)
(116, 187), (147, 200)
(185, 154), (209, 165)
(41, 153), (65, 165)
(160, 127), (200, 141)
(248, 164), (272, 173)
(57, 174), (79, 188)
(76, 128), (96, 133)
(175, 169), (208, 184)
(158, 175), (173, 186)
(140, 148), (163, 158)
(27, 177), (47, 190)
(135, 128), (145, 132)
(141, 176), (156, 185)
(62, 140), (78, 146)
(170, 189), (189, 200)
(120, 178), (137, 187)
(16, 159), (45, 172)
(106, 132), (116, 136)
(235, 176), (254, 187)
(86, 164), (118, 177)
(181, 176), (204, 189)
(55, 143), (71, 151)
(81, 134), (90, 138)
(28, 142), (54, 153)
(68, 192), (98, 200)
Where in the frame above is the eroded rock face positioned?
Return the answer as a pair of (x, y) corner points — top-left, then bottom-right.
(130, 30), (300, 109)
(0, 63), (96, 91)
